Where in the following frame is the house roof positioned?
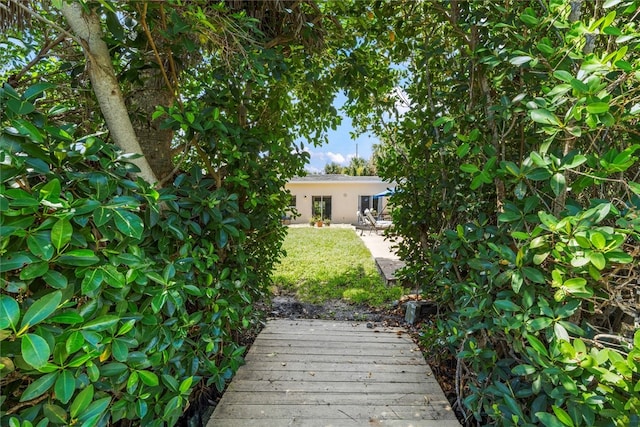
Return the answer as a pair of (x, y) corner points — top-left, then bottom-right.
(289, 174), (392, 185)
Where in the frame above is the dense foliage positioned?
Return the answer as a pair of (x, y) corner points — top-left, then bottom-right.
(1, 84), (255, 425)
(0, 1), (340, 425)
(340, 1), (640, 425)
(323, 156), (377, 175)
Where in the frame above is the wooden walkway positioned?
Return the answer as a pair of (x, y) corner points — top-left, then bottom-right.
(207, 319), (460, 426)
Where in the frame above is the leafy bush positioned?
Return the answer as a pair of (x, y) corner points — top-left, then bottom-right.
(0, 83), (281, 425)
(347, 1), (640, 425)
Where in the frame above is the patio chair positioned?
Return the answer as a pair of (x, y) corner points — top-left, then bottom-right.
(365, 209), (392, 234)
(355, 210), (375, 235)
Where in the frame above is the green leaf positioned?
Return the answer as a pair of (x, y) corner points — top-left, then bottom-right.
(527, 334), (549, 357)
(51, 218), (72, 251)
(553, 70), (573, 83)
(127, 370), (139, 394)
(588, 252), (606, 270)
(70, 385), (94, 419)
(44, 270), (68, 289)
(179, 376), (193, 394)
(526, 168), (552, 181)
(54, 370), (76, 404)
(39, 178), (61, 202)
(111, 338), (129, 362)
(586, 102), (610, 114)
(460, 163), (479, 173)
(100, 362), (128, 377)
(20, 260), (50, 281)
(43, 403), (68, 424)
(494, 299), (521, 312)
(49, 311), (84, 325)
(522, 267), (545, 284)
(81, 268), (104, 295)
(66, 331), (85, 354)
(530, 109), (562, 126)
(28, 232), (55, 261)
(162, 374), (180, 392)
(510, 56), (532, 66)
(605, 251), (632, 263)
(536, 412), (566, 427)
(113, 209), (143, 239)
(163, 395), (183, 420)
(550, 173), (566, 196)
(570, 78), (589, 92)
(529, 317), (553, 331)
(512, 364), (536, 375)
(627, 181), (640, 194)
(21, 291), (62, 329)
(552, 406), (575, 427)
(511, 270), (523, 293)
(7, 98), (35, 115)
(58, 249), (100, 266)
(0, 295), (20, 330)
(563, 277), (587, 289)
(23, 82), (56, 101)
(554, 322), (570, 341)
(77, 396), (111, 423)
(138, 370), (159, 386)
(81, 315), (119, 332)
(22, 333), (52, 369)
(101, 265), (125, 288)
(94, 206), (112, 226)
(589, 232), (606, 249)
(0, 253), (33, 272)
(20, 372), (58, 401)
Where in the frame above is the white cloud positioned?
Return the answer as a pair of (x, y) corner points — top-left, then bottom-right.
(305, 165), (323, 174)
(326, 152), (347, 164)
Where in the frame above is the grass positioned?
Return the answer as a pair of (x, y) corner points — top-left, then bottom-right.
(271, 226), (406, 306)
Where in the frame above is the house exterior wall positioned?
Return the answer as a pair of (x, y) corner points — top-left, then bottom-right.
(285, 179), (394, 224)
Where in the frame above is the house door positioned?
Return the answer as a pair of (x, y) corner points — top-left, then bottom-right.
(359, 195), (371, 213)
(312, 196), (331, 220)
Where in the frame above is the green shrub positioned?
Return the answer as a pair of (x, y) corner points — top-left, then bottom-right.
(0, 83), (279, 425)
(424, 151), (640, 425)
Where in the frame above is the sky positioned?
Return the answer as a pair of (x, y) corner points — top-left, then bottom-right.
(303, 92), (379, 174)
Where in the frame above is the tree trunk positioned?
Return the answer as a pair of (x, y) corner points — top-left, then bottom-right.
(126, 68), (175, 181)
(61, 2), (158, 185)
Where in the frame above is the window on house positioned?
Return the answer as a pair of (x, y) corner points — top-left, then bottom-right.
(312, 196), (331, 220)
(289, 195), (296, 208)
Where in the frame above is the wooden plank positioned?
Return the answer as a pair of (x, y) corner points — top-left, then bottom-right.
(257, 332), (412, 343)
(226, 380), (441, 394)
(215, 391), (447, 406)
(232, 369), (435, 383)
(247, 344), (420, 356)
(243, 353), (425, 365)
(209, 419), (462, 427)
(212, 403), (457, 420)
(237, 361), (431, 373)
(208, 319), (460, 426)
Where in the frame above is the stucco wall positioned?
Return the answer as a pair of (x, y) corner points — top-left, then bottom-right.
(285, 180), (394, 224)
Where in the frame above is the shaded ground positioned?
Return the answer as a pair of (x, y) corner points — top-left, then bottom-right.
(179, 294), (463, 427)
(269, 295), (404, 324)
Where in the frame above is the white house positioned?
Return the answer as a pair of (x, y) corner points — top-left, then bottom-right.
(285, 175), (395, 224)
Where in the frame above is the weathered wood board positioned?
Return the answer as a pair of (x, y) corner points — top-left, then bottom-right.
(207, 319), (460, 427)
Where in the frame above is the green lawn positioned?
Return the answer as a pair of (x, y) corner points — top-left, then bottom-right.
(271, 227), (406, 306)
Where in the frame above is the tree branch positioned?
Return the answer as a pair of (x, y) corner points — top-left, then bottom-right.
(11, 33), (66, 85)
(5, 0), (82, 45)
(61, 1), (158, 185)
